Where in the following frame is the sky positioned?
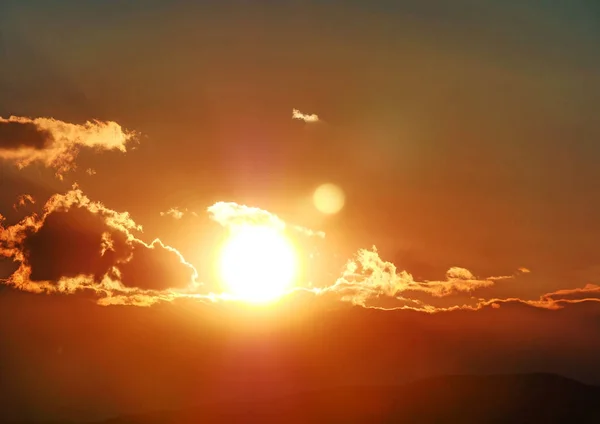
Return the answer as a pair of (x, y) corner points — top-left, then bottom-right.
(1, 1), (600, 421)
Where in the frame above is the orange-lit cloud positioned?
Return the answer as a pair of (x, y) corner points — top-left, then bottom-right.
(208, 202), (286, 230)
(208, 201), (325, 238)
(300, 246), (600, 313)
(292, 108), (319, 123)
(0, 116), (137, 178)
(160, 207), (199, 219)
(160, 207), (185, 220)
(13, 194), (35, 210)
(471, 286), (600, 312)
(1, 194), (598, 313)
(0, 187), (199, 305)
(543, 284), (600, 303)
(313, 247), (508, 307)
(119, 239), (197, 291)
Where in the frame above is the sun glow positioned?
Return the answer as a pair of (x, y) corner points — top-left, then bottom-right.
(218, 225), (298, 303)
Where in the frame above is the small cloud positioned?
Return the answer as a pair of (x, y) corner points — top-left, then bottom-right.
(207, 201), (324, 238)
(518, 267), (531, 273)
(160, 207), (185, 220)
(208, 202), (286, 231)
(292, 108), (319, 123)
(86, 168), (97, 176)
(445, 267), (475, 280)
(0, 116), (138, 179)
(13, 194), (35, 210)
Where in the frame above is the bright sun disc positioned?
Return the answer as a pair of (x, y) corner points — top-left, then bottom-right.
(219, 225), (297, 303)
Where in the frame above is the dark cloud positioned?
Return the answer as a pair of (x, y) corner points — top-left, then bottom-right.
(0, 188), (199, 303)
(118, 239), (196, 291)
(0, 120), (53, 150)
(22, 207), (130, 283)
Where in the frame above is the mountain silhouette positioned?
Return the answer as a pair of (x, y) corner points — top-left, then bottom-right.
(11, 373), (599, 424)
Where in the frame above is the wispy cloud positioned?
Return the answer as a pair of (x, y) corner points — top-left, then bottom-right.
(0, 116), (138, 178)
(13, 194), (35, 210)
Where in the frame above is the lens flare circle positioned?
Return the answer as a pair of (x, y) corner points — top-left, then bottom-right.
(313, 183), (345, 215)
(219, 225), (297, 303)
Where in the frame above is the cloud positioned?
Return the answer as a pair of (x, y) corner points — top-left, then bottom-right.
(0, 116), (137, 178)
(208, 201), (325, 238)
(0, 187), (199, 305)
(85, 168), (97, 176)
(543, 284), (600, 303)
(308, 246), (597, 312)
(208, 202), (286, 230)
(474, 287), (600, 312)
(2, 194), (598, 313)
(160, 207), (185, 220)
(316, 245), (600, 312)
(0, 120), (53, 149)
(118, 239), (197, 291)
(292, 108), (319, 123)
(320, 247), (504, 306)
(413, 267), (498, 297)
(13, 194), (35, 210)
(518, 267), (531, 273)
(21, 206), (131, 283)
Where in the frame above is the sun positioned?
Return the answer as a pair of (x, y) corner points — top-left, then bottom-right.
(218, 225), (298, 303)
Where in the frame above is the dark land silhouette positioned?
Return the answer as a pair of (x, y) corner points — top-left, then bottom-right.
(10, 373), (600, 424)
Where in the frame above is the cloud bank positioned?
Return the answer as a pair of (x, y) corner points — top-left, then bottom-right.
(0, 116), (137, 178)
(1, 193), (598, 313)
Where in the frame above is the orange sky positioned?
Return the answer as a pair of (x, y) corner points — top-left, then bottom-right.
(1, 1), (600, 421)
